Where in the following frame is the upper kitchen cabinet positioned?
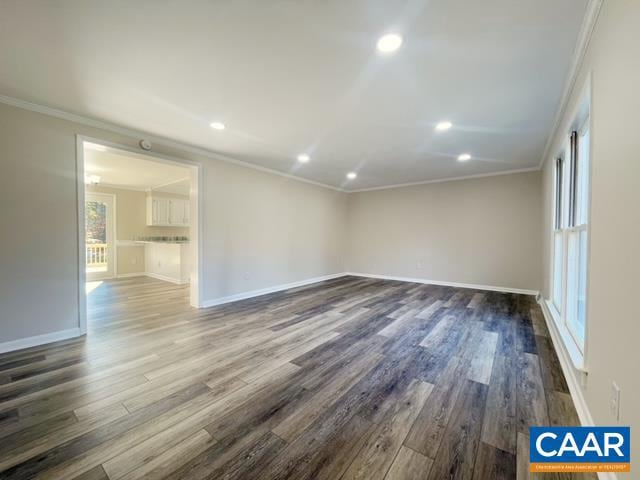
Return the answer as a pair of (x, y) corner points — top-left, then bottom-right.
(146, 193), (190, 227)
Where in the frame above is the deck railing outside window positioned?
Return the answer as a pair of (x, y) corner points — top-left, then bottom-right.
(86, 243), (107, 266)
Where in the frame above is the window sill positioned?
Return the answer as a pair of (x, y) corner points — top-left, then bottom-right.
(544, 300), (587, 373)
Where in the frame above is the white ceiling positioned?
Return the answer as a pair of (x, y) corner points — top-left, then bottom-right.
(0, 0), (587, 190)
(84, 144), (190, 195)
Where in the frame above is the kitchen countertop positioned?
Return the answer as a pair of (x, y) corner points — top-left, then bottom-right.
(134, 240), (190, 244)
(116, 239), (190, 246)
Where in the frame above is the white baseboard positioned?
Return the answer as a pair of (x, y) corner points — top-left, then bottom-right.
(538, 298), (594, 426)
(597, 471), (618, 480)
(200, 272), (348, 308)
(117, 272), (185, 284)
(537, 298), (617, 480)
(346, 272), (539, 296)
(0, 327), (83, 354)
(145, 272), (187, 285)
(200, 271), (538, 309)
(116, 272), (146, 279)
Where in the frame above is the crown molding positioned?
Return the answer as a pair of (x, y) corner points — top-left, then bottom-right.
(0, 94), (345, 193)
(149, 176), (191, 195)
(348, 167), (540, 193)
(538, 0), (604, 170)
(1, 94), (554, 194)
(86, 182), (148, 193)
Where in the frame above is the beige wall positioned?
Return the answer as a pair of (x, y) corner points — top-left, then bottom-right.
(86, 185), (189, 275)
(347, 171), (542, 291)
(0, 107), (80, 342)
(541, 1), (639, 444)
(204, 160), (347, 299)
(0, 102), (347, 344)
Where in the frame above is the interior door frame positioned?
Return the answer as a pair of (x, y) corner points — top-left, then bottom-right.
(84, 192), (117, 281)
(76, 135), (204, 335)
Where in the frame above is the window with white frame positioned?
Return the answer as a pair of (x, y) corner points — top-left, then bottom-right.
(552, 155), (564, 312)
(550, 116), (590, 357)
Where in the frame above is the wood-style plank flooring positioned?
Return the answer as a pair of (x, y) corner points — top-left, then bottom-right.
(0, 276), (592, 479)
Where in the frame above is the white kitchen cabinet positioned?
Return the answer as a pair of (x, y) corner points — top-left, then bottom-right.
(169, 198), (190, 226)
(146, 194), (190, 227)
(143, 242), (190, 284)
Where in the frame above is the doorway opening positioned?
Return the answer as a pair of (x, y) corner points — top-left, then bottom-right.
(85, 192), (116, 280)
(76, 137), (202, 335)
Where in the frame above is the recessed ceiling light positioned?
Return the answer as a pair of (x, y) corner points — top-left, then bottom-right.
(376, 34), (403, 53)
(458, 153), (471, 162)
(210, 122), (225, 130)
(435, 121), (453, 132)
(347, 172), (357, 180)
(297, 154), (310, 163)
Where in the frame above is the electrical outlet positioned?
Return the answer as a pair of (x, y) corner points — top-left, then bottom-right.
(131, 258), (137, 265)
(243, 272), (250, 281)
(610, 382), (621, 422)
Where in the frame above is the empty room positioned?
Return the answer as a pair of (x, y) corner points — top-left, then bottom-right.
(0, 1), (637, 479)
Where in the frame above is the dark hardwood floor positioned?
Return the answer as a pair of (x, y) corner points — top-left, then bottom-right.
(0, 275), (591, 479)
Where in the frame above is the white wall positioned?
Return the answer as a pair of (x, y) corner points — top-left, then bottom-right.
(347, 171), (542, 292)
(0, 101), (347, 345)
(540, 0), (639, 447)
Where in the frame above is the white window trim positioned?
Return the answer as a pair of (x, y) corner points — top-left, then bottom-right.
(549, 164), (589, 371)
(551, 154), (565, 314)
(565, 223), (588, 352)
(545, 299), (587, 372)
(547, 79), (591, 373)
